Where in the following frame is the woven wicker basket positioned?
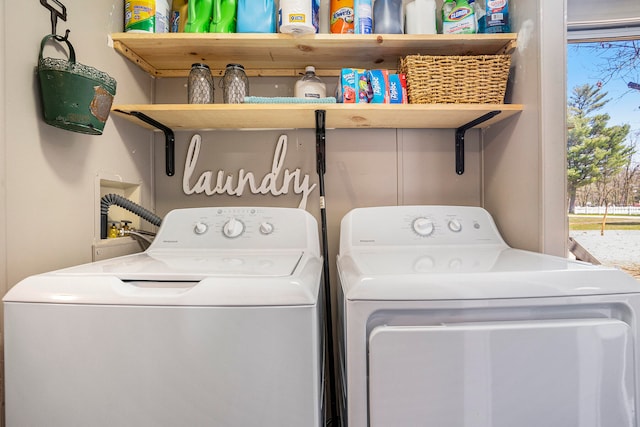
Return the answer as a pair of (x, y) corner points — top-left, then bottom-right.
(400, 54), (511, 104)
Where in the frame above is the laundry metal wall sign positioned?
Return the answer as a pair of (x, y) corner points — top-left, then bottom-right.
(183, 134), (317, 209)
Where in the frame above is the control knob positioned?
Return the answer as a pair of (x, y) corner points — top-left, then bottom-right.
(193, 222), (208, 235)
(259, 222), (274, 235)
(448, 219), (462, 233)
(412, 217), (434, 237)
(222, 217), (244, 238)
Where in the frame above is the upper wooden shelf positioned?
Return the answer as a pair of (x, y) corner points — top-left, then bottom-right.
(110, 32), (518, 77)
(111, 103), (523, 130)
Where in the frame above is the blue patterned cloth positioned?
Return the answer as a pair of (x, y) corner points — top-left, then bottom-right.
(243, 96), (337, 104)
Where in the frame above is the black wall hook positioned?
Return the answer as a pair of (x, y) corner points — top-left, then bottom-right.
(40, 0), (70, 41)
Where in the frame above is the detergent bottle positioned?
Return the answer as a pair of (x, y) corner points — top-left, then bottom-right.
(185, 0), (214, 32)
(237, 0), (276, 32)
(405, 0), (437, 34)
(373, 0), (403, 34)
(170, 0), (188, 32)
(210, 0), (237, 32)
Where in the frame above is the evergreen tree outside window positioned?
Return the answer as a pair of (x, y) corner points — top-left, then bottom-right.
(566, 2), (640, 275)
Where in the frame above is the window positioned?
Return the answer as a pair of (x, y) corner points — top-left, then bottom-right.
(566, 1), (640, 278)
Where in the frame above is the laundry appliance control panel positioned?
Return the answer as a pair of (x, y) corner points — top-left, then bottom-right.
(340, 206), (507, 249)
(149, 207), (318, 252)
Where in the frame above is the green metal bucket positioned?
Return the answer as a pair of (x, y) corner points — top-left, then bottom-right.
(38, 34), (117, 135)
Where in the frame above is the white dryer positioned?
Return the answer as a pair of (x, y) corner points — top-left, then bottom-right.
(336, 205), (640, 427)
(4, 207), (323, 427)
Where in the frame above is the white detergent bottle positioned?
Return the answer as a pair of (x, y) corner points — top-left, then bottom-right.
(405, 0), (436, 34)
(294, 66), (327, 99)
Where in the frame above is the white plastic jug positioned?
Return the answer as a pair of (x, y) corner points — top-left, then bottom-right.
(405, 0), (436, 34)
(294, 66), (327, 99)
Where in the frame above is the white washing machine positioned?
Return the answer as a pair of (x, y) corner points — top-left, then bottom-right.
(336, 205), (640, 427)
(4, 207), (324, 427)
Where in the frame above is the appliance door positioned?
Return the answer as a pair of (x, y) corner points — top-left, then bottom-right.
(4, 302), (322, 427)
(368, 319), (634, 427)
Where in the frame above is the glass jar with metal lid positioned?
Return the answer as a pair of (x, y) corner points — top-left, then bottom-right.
(222, 64), (249, 104)
(188, 63), (214, 104)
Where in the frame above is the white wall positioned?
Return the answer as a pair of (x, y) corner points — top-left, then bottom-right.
(483, 0), (567, 256)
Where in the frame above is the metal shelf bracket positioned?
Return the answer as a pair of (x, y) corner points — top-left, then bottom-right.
(115, 110), (175, 177)
(455, 110), (501, 175)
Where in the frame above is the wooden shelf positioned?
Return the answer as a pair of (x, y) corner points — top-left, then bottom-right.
(110, 32), (523, 177)
(110, 33), (518, 77)
(112, 103), (523, 130)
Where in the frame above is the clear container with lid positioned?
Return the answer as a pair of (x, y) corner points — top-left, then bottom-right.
(222, 64), (249, 104)
(294, 66), (327, 99)
(188, 63), (214, 104)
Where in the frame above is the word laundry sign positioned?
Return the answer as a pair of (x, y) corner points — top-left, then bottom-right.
(183, 134), (317, 209)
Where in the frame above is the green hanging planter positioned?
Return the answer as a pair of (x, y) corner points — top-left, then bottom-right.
(37, 34), (117, 135)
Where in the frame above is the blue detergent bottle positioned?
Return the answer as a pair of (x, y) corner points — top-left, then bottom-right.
(237, 0), (276, 32)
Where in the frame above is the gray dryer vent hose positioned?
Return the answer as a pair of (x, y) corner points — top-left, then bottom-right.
(100, 193), (162, 239)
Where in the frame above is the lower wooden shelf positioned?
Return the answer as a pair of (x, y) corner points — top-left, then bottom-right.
(111, 103), (523, 131)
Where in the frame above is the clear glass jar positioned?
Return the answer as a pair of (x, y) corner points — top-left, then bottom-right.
(188, 63), (214, 104)
(222, 64), (249, 104)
